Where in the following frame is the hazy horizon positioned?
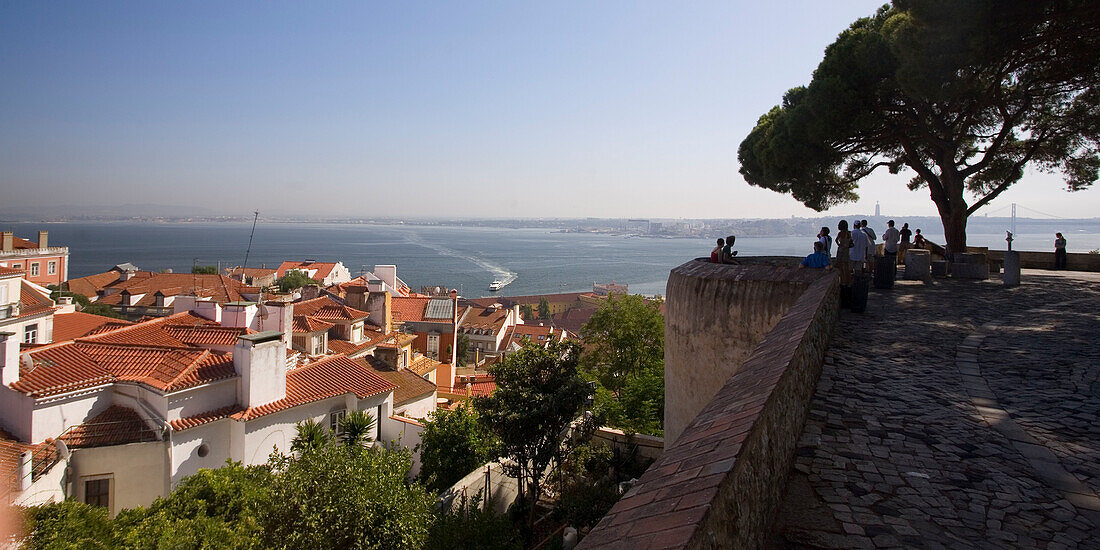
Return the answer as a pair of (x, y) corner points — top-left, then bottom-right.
(3, 1), (1099, 219)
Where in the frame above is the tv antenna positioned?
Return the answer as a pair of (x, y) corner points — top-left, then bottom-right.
(242, 211), (259, 269)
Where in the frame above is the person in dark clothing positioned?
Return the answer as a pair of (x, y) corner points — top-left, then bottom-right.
(711, 238), (724, 263)
(898, 223), (912, 265)
(1054, 233), (1067, 269)
(721, 235), (738, 264)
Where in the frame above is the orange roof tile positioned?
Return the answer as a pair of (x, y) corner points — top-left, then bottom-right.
(293, 315), (334, 333)
(356, 356), (436, 405)
(164, 325), (251, 346)
(17, 281), (57, 318)
(172, 355), (396, 429)
(52, 312), (134, 342)
(462, 305), (512, 332)
(293, 296), (369, 322)
(0, 266), (23, 277)
(95, 273), (249, 306)
(276, 261), (339, 282)
(407, 354), (443, 376)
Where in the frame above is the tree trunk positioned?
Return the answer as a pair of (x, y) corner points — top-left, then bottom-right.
(941, 208), (968, 258)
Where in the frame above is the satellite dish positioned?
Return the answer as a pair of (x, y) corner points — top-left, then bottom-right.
(54, 439), (70, 461)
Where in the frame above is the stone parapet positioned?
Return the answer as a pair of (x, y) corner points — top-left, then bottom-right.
(986, 250), (1100, 272)
(579, 260), (839, 550)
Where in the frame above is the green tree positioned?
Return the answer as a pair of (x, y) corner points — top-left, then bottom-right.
(455, 333), (470, 366)
(580, 295), (665, 435)
(262, 443), (434, 550)
(290, 419), (332, 454)
(473, 341), (591, 542)
(49, 289), (90, 308)
(416, 405), (498, 494)
(519, 304), (535, 321)
(191, 265), (219, 275)
(427, 494), (520, 550)
(537, 297), (551, 320)
(337, 410), (376, 448)
(738, 0), (1100, 253)
(81, 303), (124, 319)
(276, 271), (316, 292)
(23, 499), (118, 549)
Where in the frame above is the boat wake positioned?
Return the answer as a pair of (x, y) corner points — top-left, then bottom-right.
(402, 232), (518, 289)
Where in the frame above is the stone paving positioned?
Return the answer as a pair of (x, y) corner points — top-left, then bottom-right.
(776, 269), (1100, 549)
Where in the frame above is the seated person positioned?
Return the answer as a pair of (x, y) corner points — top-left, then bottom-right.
(711, 237), (725, 263)
(800, 241), (831, 269)
(913, 229), (926, 248)
(722, 235), (739, 264)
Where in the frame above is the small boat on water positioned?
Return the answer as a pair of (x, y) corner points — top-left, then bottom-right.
(488, 280), (504, 291)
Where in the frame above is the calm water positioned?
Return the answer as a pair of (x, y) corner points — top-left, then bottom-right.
(7, 222), (1100, 297)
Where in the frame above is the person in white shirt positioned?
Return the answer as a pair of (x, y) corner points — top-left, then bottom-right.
(882, 220), (901, 279)
(850, 219), (871, 273)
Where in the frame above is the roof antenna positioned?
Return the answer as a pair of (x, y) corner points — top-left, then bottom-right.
(243, 211), (259, 269)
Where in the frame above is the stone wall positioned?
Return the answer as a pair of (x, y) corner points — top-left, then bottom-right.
(579, 262), (838, 550)
(985, 250), (1100, 272)
(664, 259), (819, 443)
(591, 427), (664, 464)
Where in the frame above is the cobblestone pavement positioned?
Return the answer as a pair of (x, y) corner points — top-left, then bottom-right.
(781, 269), (1100, 549)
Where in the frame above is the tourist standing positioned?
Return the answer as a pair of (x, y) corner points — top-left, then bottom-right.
(818, 227), (832, 257)
(835, 220), (853, 285)
(722, 235), (738, 264)
(851, 220), (871, 273)
(898, 223), (912, 265)
(861, 220), (877, 261)
(882, 220), (900, 278)
(711, 238), (724, 263)
(1054, 233), (1067, 269)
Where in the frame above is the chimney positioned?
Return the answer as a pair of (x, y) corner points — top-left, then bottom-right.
(450, 289), (459, 367)
(193, 300), (221, 322)
(374, 265), (397, 291)
(1, 232), (12, 252)
(37, 231), (48, 249)
(1, 331), (19, 386)
(233, 331), (287, 409)
(258, 302), (293, 348)
(57, 296), (76, 314)
(173, 294), (197, 315)
(300, 285), (321, 301)
(366, 290), (392, 333)
(221, 302), (258, 329)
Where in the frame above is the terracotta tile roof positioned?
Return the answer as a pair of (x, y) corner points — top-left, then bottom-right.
(276, 261), (338, 282)
(0, 266), (23, 277)
(170, 351), (399, 428)
(212, 355), (395, 424)
(17, 281), (57, 317)
(293, 296), (369, 322)
(391, 297), (468, 323)
(501, 324), (564, 350)
(164, 325), (251, 346)
(52, 312), (134, 342)
(407, 354), (443, 376)
(168, 405), (245, 431)
(15, 342), (236, 397)
(357, 356), (437, 405)
(473, 292), (591, 308)
(77, 311), (218, 347)
(226, 267), (276, 278)
(551, 307), (596, 334)
(0, 428), (32, 493)
(95, 273), (249, 306)
(462, 305), (511, 332)
(9, 236), (39, 249)
(63, 270), (133, 298)
(293, 315), (334, 334)
(326, 330), (411, 356)
(59, 406), (160, 448)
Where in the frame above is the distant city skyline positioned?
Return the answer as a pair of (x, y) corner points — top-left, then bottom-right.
(2, 1), (1098, 219)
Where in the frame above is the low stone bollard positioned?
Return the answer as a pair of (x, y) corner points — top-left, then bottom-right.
(931, 260), (948, 277)
(905, 249), (931, 280)
(952, 252), (990, 279)
(1004, 250), (1021, 287)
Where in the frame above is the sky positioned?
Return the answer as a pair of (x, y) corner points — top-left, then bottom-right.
(2, 1), (1098, 220)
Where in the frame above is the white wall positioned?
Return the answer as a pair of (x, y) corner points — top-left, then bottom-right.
(31, 387), (111, 442)
(13, 454), (67, 508)
(166, 380), (237, 422)
(169, 419), (234, 486)
(0, 385), (34, 442)
(70, 441), (169, 517)
(381, 414), (425, 477)
(394, 391), (436, 421)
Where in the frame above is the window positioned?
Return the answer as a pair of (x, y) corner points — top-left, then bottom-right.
(313, 334), (326, 355)
(426, 333), (439, 359)
(85, 478), (110, 508)
(11, 264), (20, 269)
(24, 324), (38, 344)
(329, 410), (346, 434)
(48, 261), (57, 275)
(29, 263), (39, 276)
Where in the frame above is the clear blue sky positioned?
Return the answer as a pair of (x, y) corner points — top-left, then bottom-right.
(2, 1), (1097, 219)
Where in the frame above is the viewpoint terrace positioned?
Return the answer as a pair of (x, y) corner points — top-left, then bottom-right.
(581, 259), (1100, 549)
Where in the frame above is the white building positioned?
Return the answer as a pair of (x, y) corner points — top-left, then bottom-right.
(0, 288), (432, 516)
